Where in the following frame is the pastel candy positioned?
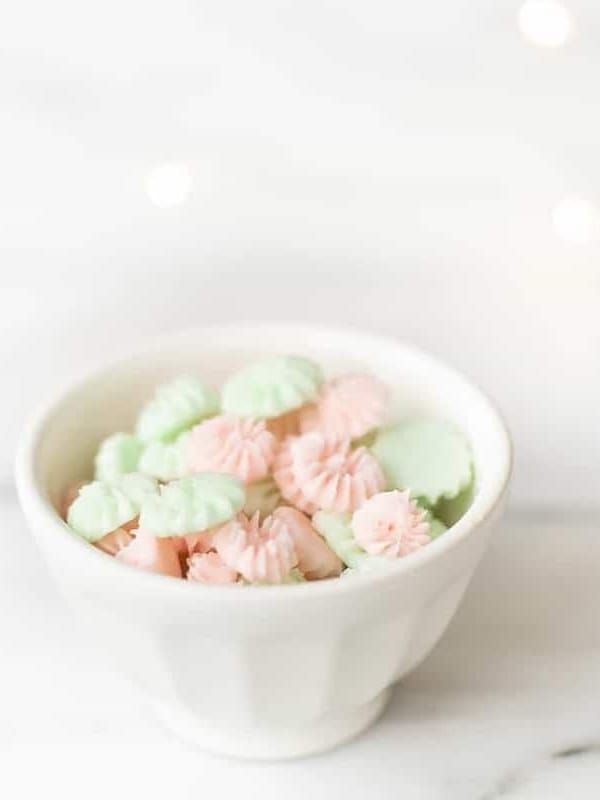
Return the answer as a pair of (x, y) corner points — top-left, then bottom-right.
(299, 374), (389, 440)
(94, 433), (143, 481)
(188, 415), (277, 484)
(290, 433), (385, 513)
(351, 490), (430, 558)
(138, 473), (245, 537)
(117, 530), (182, 578)
(61, 354), (475, 587)
(135, 376), (219, 443)
(59, 480), (88, 520)
(222, 356), (323, 419)
(94, 527), (134, 556)
(67, 474), (159, 542)
(311, 510), (360, 568)
(115, 474), (161, 506)
(187, 552), (238, 584)
(427, 514), (448, 539)
(312, 510), (391, 572)
(214, 511), (298, 584)
(243, 476), (282, 518)
(272, 506), (343, 579)
(272, 437), (318, 515)
(138, 432), (191, 482)
(371, 419), (473, 506)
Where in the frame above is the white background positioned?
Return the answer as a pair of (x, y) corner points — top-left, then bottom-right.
(1, 0), (598, 510)
(1, 3), (600, 797)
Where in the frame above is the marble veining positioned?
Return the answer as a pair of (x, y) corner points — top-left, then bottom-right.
(481, 744), (600, 799)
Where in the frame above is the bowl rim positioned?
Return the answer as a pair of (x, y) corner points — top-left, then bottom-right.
(15, 323), (512, 601)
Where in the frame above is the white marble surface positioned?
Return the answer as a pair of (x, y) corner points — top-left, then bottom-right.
(2, 492), (599, 799)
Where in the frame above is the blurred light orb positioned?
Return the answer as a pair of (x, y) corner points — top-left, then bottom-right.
(517, 0), (573, 47)
(552, 196), (600, 244)
(145, 163), (193, 208)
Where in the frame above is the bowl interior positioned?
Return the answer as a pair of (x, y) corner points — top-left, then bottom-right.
(30, 325), (510, 533)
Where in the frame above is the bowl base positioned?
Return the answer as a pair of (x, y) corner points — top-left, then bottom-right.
(153, 689), (392, 760)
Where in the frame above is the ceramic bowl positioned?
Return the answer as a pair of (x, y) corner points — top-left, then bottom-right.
(15, 324), (511, 759)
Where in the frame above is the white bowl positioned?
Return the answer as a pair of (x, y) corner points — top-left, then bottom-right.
(15, 324), (511, 760)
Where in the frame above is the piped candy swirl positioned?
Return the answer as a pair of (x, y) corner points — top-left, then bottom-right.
(299, 374), (388, 441)
(351, 490), (431, 558)
(188, 415), (277, 484)
(272, 437), (318, 514)
(287, 433), (385, 513)
(214, 512), (298, 584)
